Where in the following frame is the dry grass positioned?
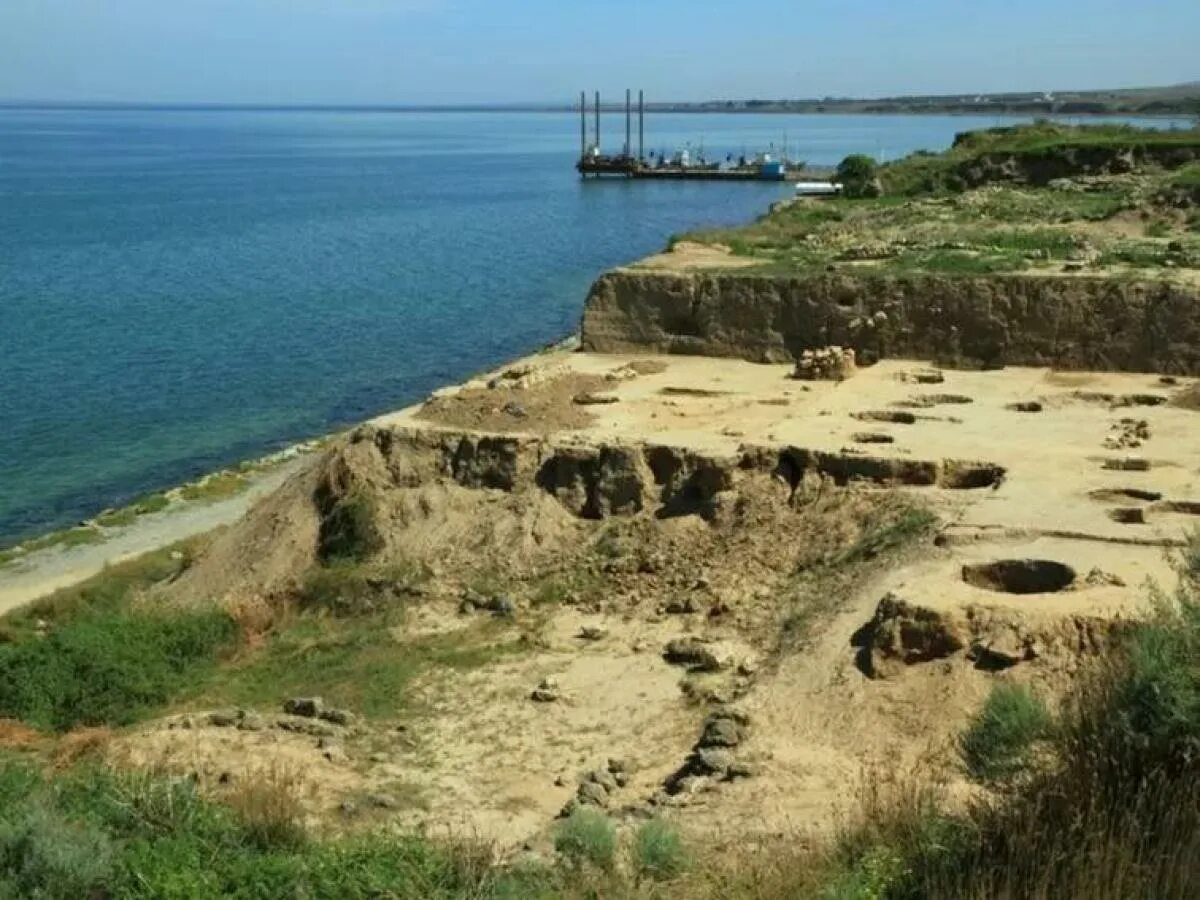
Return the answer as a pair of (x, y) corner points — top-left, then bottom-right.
(0, 718), (43, 750)
(52, 727), (113, 770)
(221, 593), (281, 649)
(223, 762), (309, 850)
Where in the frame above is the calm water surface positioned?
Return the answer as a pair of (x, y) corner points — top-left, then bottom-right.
(0, 110), (1185, 543)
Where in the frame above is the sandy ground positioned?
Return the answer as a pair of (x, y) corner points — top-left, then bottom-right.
(0, 459), (307, 614)
(100, 348), (1200, 850)
(627, 241), (760, 272)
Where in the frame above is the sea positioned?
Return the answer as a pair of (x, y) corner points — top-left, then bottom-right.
(0, 108), (1189, 544)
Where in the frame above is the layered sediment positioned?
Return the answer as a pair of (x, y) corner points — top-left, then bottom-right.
(581, 269), (1200, 373)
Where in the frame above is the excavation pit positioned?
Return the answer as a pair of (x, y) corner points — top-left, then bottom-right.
(962, 559), (1077, 595)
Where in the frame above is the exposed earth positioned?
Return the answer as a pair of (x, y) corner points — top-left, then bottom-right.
(102, 348), (1197, 851)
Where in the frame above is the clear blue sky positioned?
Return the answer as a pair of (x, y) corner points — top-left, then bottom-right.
(1, 0), (1197, 105)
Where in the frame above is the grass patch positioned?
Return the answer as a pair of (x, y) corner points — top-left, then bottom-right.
(178, 471), (249, 504)
(0, 759), (501, 899)
(825, 506), (937, 570)
(632, 819), (690, 882)
(94, 493), (171, 529)
(528, 568), (606, 608)
(815, 530), (1200, 898)
(299, 559), (428, 617)
(0, 526), (104, 567)
(959, 683), (1052, 783)
(0, 541), (231, 732)
(0, 608), (236, 732)
(196, 613), (519, 720)
(782, 502), (937, 647)
(1, 543), (195, 641)
(554, 808), (616, 871)
(887, 249), (1028, 275)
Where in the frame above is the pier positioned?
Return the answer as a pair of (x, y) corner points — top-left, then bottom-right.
(576, 89), (812, 182)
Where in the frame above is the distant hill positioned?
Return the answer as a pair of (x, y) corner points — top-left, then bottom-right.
(651, 83), (1200, 117)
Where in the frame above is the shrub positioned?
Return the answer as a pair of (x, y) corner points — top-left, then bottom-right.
(0, 802), (114, 898)
(0, 609), (236, 731)
(554, 808), (615, 870)
(299, 559), (426, 616)
(632, 819), (689, 881)
(959, 683), (1052, 783)
(836, 154), (881, 198)
(317, 491), (384, 564)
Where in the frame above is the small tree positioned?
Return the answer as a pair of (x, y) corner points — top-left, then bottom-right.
(837, 154), (881, 198)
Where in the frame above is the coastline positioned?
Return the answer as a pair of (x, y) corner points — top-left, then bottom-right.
(0, 334), (581, 611)
(0, 441), (323, 612)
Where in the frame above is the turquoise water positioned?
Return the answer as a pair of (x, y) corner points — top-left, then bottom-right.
(0, 110), (1186, 543)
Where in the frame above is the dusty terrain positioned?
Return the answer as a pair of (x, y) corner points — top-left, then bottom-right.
(105, 348), (1198, 850)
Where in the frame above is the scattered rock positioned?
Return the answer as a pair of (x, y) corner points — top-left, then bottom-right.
(577, 624), (608, 641)
(663, 596), (701, 615)
(663, 710), (753, 795)
(561, 758), (629, 815)
(693, 748), (736, 776)
(663, 637), (724, 672)
(530, 676), (561, 703)
(276, 717), (338, 738)
(575, 780), (610, 808)
(852, 593), (966, 679)
(698, 710), (749, 749)
(318, 708), (356, 727)
(237, 713), (266, 732)
(793, 346), (856, 381)
(207, 711), (240, 728)
(460, 590), (516, 617)
(573, 392), (619, 406)
(318, 737), (349, 764)
(1084, 567), (1126, 587)
(367, 793), (400, 810)
(502, 401), (528, 419)
(283, 697), (324, 718)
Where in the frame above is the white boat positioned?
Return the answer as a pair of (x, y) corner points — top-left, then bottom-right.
(795, 181), (843, 196)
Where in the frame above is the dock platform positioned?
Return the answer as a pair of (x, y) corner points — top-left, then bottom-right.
(577, 156), (809, 182)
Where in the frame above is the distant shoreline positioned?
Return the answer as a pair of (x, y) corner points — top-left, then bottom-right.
(2, 99), (1197, 118)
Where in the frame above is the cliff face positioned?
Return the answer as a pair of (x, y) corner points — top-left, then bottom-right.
(581, 269), (1200, 373)
(957, 144), (1200, 188)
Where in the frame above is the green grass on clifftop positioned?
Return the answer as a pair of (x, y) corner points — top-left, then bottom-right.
(680, 124), (1200, 280)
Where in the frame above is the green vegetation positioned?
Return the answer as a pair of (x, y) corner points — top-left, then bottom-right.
(836, 154), (880, 199)
(0, 608), (235, 732)
(298, 558), (428, 616)
(0, 760), (501, 899)
(0, 545), (228, 732)
(782, 502), (937, 646)
(678, 122), (1199, 280)
(317, 491), (384, 564)
(824, 506), (937, 571)
(178, 471), (249, 504)
(812, 531), (1200, 899)
(1174, 162), (1200, 187)
(94, 493), (172, 529)
(632, 819), (690, 882)
(958, 683), (1052, 782)
(0, 526), (105, 568)
(553, 808), (617, 871)
(950, 120), (1200, 153)
(195, 611), (517, 720)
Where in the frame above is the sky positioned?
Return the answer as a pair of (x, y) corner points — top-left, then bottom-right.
(1, 0), (1197, 105)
